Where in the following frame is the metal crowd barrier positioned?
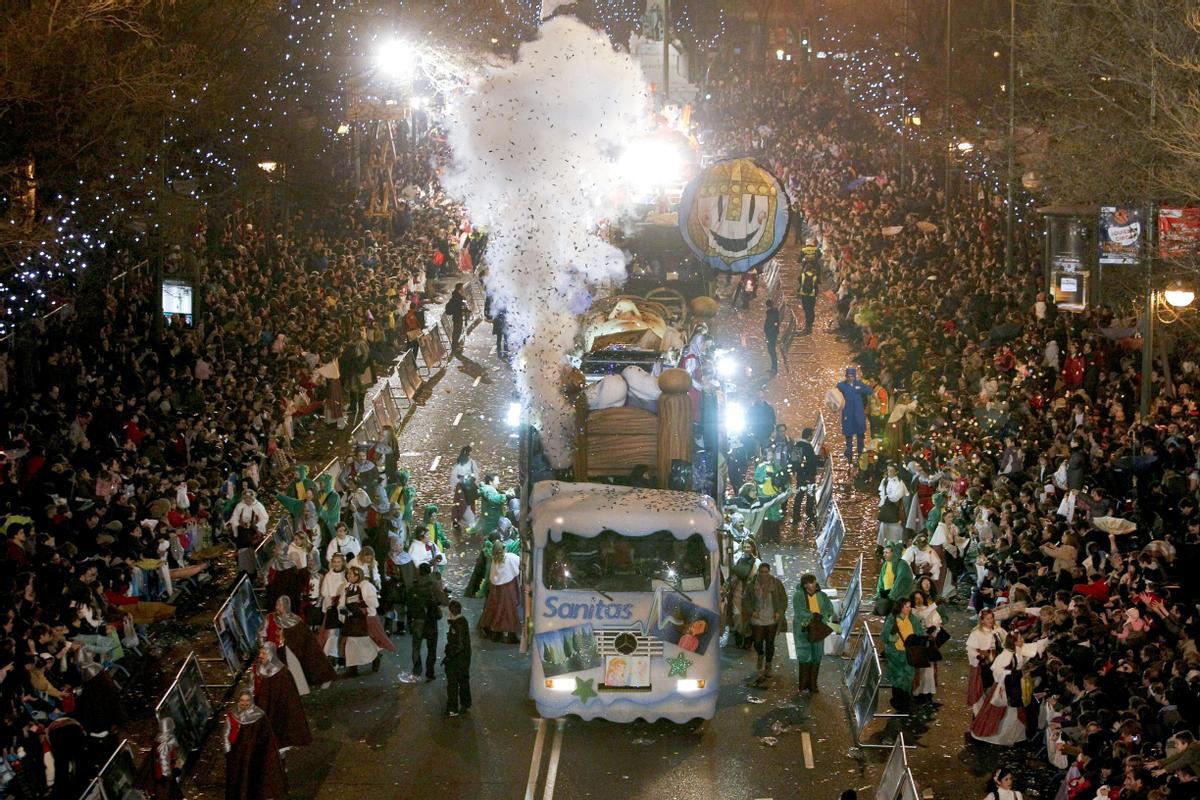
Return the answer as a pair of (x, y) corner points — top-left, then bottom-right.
(815, 501), (845, 584)
(833, 554), (863, 656)
(78, 739), (141, 800)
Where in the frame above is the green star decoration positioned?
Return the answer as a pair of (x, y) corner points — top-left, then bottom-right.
(572, 677), (598, 704)
(666, 652), (693, 677)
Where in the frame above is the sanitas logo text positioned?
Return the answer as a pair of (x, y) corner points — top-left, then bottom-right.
(542, 596), (634, 621)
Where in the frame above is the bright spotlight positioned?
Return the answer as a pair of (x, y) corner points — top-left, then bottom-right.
(956, 141), (975, 153)
(621, 137), (685, 194)
(725, 401), (747, 437)
(715, 352), (737, 379)
(505, 401), (522, 429)
(409, 96), (427, 110)
(257, 161), (278, 173)
(376, 39), (417, 78)
(776, 49), (785, 61)
(336, 123), (350, 136)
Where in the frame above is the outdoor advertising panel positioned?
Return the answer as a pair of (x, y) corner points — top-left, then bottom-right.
(1098, 205), (1144, 265)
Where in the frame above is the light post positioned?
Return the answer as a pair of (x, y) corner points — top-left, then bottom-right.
(899, 0), (909, 188)
(662, 0), (670, 105)
(1140, 269), (1193, 418)
(1004, 0), (1015, 275)
(944, 0), (952, 223)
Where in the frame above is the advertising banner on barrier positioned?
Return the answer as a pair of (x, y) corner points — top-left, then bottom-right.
(835, 555), (863, 655)
(155, 653), (214, 753)
(845, 619), (871, 695)
(396, 353), (422, 400)
(876, 734), (910, 800)
(213, 575), (263, 673)
(814, 459), (834, 527)
(816, 502), (845, 584)
(81, 739), (141, 800)
(808, 412), (826, 454)
(853, 642), (883, 739)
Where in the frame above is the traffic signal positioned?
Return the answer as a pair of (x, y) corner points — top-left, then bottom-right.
(800, 27), (810, 48)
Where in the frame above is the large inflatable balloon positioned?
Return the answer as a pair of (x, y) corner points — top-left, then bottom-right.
(677, 158), (790, 273)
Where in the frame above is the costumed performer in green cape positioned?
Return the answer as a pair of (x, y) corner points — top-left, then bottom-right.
(792, 573), (839, 693)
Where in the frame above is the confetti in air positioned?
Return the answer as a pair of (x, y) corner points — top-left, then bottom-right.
(442, 14), (649, 468)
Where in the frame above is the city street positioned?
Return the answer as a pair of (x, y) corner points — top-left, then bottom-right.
(183, 246), (996, 800)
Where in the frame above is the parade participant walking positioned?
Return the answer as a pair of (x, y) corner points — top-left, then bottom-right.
(409, 563), (450, 680)
(792, 574), (837, 693)
(445, 282), (469, 353)
(229, 488), (268, 579)
(797, 245), (819, 335)
(338, 565), (385, 676)
(875, 544), (914, 616)
(475, 473), (508, 538)
(966, 609), (1005, 715)
(910, 589), (943, 705)
(318, 552), (349, 664)
(969, 630), (1048, 745)
(479, 540), (521, 643)
(836, 368), (873, 462)
(253, 642), (312, 748)
(151, 718), (184, 800)
(764, 298), (781, 376)
(788, 429), (819, 529)
(449, 445), (479, 493)
(877, 463), (909, 547)
(881, 597), (924, 712)
(443, 599), (472, 716)
(266, 596), (336, 694)
(223, 690), (287, 800)
(326, 522), (362, 564)
(742, 562), (788, 681)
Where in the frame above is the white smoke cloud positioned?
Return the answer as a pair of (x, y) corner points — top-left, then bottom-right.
(442, 16), (649, 468)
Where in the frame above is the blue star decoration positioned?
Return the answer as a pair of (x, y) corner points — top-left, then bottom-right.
(572, 677), (598, 704)
(666, 652), (693, 677)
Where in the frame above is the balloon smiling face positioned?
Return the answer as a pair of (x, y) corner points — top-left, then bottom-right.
(681, 158), (788, 272)
(697, 189), (770, 255)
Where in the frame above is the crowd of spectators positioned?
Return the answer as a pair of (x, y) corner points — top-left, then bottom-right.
(699, 62), (1199, 800)
(0, 133), (473, 796)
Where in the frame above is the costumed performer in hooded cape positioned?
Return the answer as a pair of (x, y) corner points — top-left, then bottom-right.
(266, 595), (336, 694)
(224, 690), (288, 800)
(253, 642), (312, 749)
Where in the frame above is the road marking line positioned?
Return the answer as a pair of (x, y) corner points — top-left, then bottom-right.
(525, 718), (548, 800)
(801, 732), (815, 769)
(542, 720), (565, 800)
(473, 375), (482, 387)
(785, 631), (797, 661)
(452, 413), (463, 427)
(429, 455), (441, 472)
(774, 554), (784, 574)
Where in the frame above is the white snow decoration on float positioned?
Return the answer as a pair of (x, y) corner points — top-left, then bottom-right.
(584, 374), (628, 410)
(622, 366), (662, 403)
(530, 480), (721, 550)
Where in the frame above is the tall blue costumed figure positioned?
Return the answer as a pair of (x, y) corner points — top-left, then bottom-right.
(836, 367), (873, 462)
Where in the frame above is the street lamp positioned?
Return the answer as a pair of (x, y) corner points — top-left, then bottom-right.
(1164, 281), (1195, 308)
(1142, 277), (1195, 417)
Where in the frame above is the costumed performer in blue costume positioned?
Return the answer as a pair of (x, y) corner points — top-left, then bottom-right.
(836, 367), (873, 462)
